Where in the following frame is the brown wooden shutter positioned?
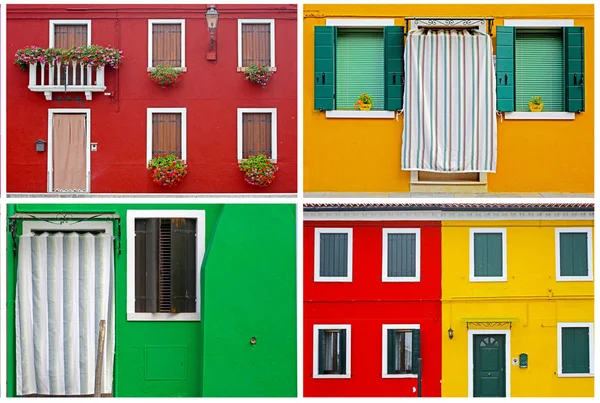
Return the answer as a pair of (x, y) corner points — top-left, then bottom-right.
(135, 218), (159, 313)
(152, 113), (182, 158)
(242, 112), (272, 158)
(54, 24), (88, 49)
(241, 23), (271, 67)
(170, 218), (197, 313)
(152, 23), (182, 67)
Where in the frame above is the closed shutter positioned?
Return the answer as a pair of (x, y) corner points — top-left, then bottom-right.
(411, 329), (421, 374)
(314, 26), (336, 111)
(564, 27), (585, 112)
(152, 23), (182, 67)
(170, 218), (197, 313)
(387, 329), (396, 375)
(152, 113), (182, 158)
(495, 26), (515, 112)
(242, 23), (271, 67)
(320, 233), (348, 277)
(54, 24), (88, 48)
(387, 233), (416, 277)
(318, 329), (326, 375)
(473, 233), (503, 277)
(559, 232), (588, 277)
(134, 218), (159, 313)
(562, 327), (590, 374)
(339, 329), (347, 375)
(242, 112), (272, 158)
(384, 26), (404, 111)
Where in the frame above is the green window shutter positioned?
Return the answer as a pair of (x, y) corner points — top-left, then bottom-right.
(339, 329), (347, 375)
(387, 329), (396, 375)
(384, 26), (404, 111)
(564, 27), (585, 112)
(495, 26), (515, 112)
(411, 329), (421, 374)
(559, 232), (588, 277)
(171, 218), (197, 313)
(474, 233), (503, 277)
(314, 26), (336, 111)
(318, 329), (326, 375)
(562, 327), (590, 374)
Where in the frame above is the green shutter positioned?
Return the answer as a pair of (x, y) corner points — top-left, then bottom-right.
(562, 327), (590, 374)
(384, 26), (404, 111)
(387, 329), (396, 375)
(314, 26), (336, 111)
(474, 233), (503, 277)
(339, 329), (347, 375)
(411, 329), (421, 374)
(318, 329), (326, 375)
(495, 26), (515, 112)
(564, 27), (585, 112)
(560, 232), (588, 277)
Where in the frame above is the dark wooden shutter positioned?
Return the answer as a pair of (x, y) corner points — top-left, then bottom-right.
(384, 26), (404, 111)
(339, 329), (347, 375)
(564, 27), (585, 112)
(170, 218), (197, 313)
(135, 218), (159, 313)
(496, 26), (516, 112)
(387, 329), (396, 375)
(152, 23), (182, 67)
(314, 26), (336, 111)
(242, 113), (272, 158)
(474, 233), (503, 277)
(152, 113), (182, 158)
(54, 24), (88, 49)
(560, 232), (588, 277)
(320, 233), (348, 277)
(242, 23), (271, 67)
(318, 329), (326, 375)
(562, 327), (590, 374)
(411, 329), (421, 374)
(388, 233), (417, 277)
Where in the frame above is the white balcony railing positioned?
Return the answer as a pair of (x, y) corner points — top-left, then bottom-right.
(28, 61), (107, 101)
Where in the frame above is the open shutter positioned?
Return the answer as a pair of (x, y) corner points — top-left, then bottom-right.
(171, 218), (197, 313)
(387, 329), (396, 375)
(339, 329), (347, 375)
(318, 330), (326, 375)
(564, 27), (585, 112)
(134, 219), (158, 313)
(384, 26), (404, 111)
(314, 26), (336, 111)
(495, 26), (516, 112)
(411, 329), (421, 374)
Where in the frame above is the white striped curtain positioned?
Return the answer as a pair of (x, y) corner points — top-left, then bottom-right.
(16, 232), (115, 396)
(402, 29), (497, 172)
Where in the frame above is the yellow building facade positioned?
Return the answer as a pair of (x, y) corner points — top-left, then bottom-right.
(303, 4), (594, 194)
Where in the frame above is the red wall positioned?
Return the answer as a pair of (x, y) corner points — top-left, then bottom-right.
(303, 220), (442, 397)
(6, 4), (297, 194)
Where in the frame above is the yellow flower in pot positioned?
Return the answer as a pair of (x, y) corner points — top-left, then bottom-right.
(354, 93), (373, 111)
(528, 95), (544, 112)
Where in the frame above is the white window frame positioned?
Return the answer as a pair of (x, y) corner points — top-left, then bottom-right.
(382, 229), (421, 282)
(503, 19), (575, 120)
(147, 19), (186, 71)
(146, 108), (187, 163)
(555, 228), (593, 281)
(126, 210), (205, 322)
(236, 108), (278, 162)
(237, 19), (276, 71)
(557, 322), (594, 377)
(467, 329), (511, 397)
(49, 20), (92, 47)
(381, 324), (420, 379)
(313, 324), (351, 379)
(469, 228), (507, 282)
(314, 228), (353, 282)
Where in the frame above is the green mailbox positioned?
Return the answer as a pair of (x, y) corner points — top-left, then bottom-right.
(519, 353), (528, 368)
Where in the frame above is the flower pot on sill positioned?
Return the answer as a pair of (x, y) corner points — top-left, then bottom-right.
(528, 102), (544, 112)
(359, 104), (372, 111)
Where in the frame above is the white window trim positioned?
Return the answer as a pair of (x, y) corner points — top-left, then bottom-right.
(47, 109), (91, 193)
(326, 19), (395, 27)
(146, 108), (187, 163)
(555, 228), (593, 281)
(314, 228), (353, 282)
(236, 108), (278, 162)
(467, 330), (511, 397)
(382, 229), (421, 282)
(325, 111), (396, 119)
(126, 210), (205, 322)
(147, 19), (186, 71)
(557, 322), (594, 377)
(313, 324), (351, 379)
(382, 324), (420, 379)
(469, 228), (507, 282)
(49, 20), (92, 47)
(503, 19), (574, 27)
(22, 220), (113, 236)
(237, 19), (276, 71)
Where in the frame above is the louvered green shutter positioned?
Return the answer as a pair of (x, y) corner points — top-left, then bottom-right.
(384, 26), (404, 111)
(564, 27), (585, 112)
(562, 327), (590, 374)
(314, 26), (336, 111)
(387, 329), (396, 375)
(339, 329), (347, 375)
(318, 330), (326, 375)
(171, 218), (197, 313)
(474, 233), (503, 277)
(559, 232), (588, 277)
(495, 26), (515, 112)
(411, 329), (421, 374)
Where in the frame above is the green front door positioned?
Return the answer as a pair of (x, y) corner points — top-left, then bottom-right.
(473, 334), (506, 397)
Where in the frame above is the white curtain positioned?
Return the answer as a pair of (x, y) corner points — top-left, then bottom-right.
(402, 29), (497, 172)
(16, 232), (115, 396)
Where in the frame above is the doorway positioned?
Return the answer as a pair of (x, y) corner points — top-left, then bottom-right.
(468, 330), (510, 397)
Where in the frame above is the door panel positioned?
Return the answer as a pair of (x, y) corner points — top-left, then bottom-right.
(473, 334), (506, 397)
(52, 114), (87, 192)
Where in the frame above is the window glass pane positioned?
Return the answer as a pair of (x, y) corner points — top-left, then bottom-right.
(387, 233), (416, 277)
(473, 233), (503, 277)
(560, 232), (588, 277)
(319, 233), (349, 277)
(394, 330), (413, 374)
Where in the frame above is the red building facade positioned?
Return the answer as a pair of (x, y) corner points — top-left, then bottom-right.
(6, 4), (297, 194)
(304, 209), (442, 397)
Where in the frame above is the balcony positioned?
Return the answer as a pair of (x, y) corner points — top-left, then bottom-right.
(28, 62), (106, 101)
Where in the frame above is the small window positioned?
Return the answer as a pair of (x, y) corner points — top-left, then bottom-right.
(238, 19), (275, 69)
(237, 108), (277, 161)
(382, 325), (420, 378)
(49, 20), (91, 48)
(558, 323), (594, 377)
(147, 108), (187, 162)
(556, 228), (593, 281)
(470, 228), (507, 282)
(148, 20), (185, 69)
(314, 228), (352, 282)
(382, 229), (420, 282)
(313, 325), (351, 378)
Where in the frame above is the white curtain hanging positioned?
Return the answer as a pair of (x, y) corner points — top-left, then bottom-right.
(402, 29), (497, 172)
(16, 232), (115, 396)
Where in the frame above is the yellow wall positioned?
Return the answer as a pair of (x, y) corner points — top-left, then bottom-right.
(303, 5), (594, 193)
(441, 220), (594, 397)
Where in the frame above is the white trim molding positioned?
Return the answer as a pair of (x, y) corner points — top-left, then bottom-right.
(237, 19), (276, 70)
(146, 108), (187, 163)
(325, 110), (396, 119)
(504, 112), (575, 120)
(326, 19), (395, 27)
(468, 330), (511, 397)
(382, 324), (420, 379)
(147, 19), (186, 71)
(503, 19), (574, 27)
(469, 228), (507, 282)
(313, 324), (352, 379)
(49, 20), (92, 47)
(382, 229), (421, 282)
(314, 228), (353, 282)
(555, 228), (593, 282)
(236, 108), (278, 161)
(126, 210), (205, 322)
(557, 322), (594, 377)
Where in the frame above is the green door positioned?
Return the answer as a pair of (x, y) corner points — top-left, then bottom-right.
(473, 334), (506, 397)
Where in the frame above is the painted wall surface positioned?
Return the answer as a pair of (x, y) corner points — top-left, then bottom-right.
(6, 203), (297, 397)
(303, 4), (594, 193)
(441, 220), (594, 397)
(7, 4), (297, 194)
(303, 221), (442, 397)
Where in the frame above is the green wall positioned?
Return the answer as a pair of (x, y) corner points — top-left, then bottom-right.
(6, 203), (297, 397)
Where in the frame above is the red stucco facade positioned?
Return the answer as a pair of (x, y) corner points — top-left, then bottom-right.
(6, 4), (297, 194)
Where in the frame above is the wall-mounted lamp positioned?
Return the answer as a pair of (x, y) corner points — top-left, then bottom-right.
(448, 327), (454, 340)
(205, 4), (219, 61)
(35, 139), (47, 152)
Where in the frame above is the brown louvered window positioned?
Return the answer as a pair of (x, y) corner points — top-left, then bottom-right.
(241, 23), (272, 67)
(152, 112), (182, 158)
(54, 24), (88, 49)
(152, 23), (182, 67)
(242, 112), (272, 159)
(134, 218), (197, 314)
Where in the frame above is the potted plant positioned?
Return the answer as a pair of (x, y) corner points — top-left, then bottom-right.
(354, 93), (374, 111)
(238, 154), (278, 187)
(244, 64), (273, 87)
(528, 95), (544, 112)
(14, 45), (123, 71)
(148, 65), (184, 87)
(147, 154), (188, 187)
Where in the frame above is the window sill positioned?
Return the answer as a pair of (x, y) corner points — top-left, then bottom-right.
(382, 277), (420, 282)
(503, 112), (575, 120)
(147, 66), (187, 72)
(314, 277), (352, 282)
(469, 277), (507, 283)
(237, 66), (277, 72)
(556, 276), (593, 282)
(325, 110), (396, 119)
(238, 159), (277, 164)
(313, 374), (351, 379)
(382, 374), (418, 379)
(127, 312), (200, 321)
(557, 373), (594, 378)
